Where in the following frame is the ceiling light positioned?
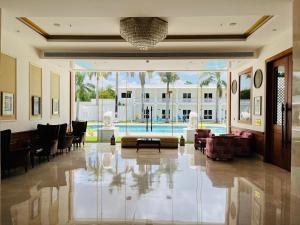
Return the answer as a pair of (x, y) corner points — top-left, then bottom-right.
(229, 22), (237, 26)
(120, 17), (168, 50)
(53, 23), (61, 27)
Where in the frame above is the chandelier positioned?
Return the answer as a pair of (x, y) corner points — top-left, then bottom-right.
(120, 17), (168, 50)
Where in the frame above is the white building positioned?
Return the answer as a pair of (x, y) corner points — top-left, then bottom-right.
(78, 86), (227, 123)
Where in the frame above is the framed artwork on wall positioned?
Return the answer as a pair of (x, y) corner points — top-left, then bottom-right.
(254, 96), (262, 115)
(254, 69), (263, 88)
(52, 98), (59, 115)
(1, 92), (14, 116)
(231, 80), (237, 94)
(32, 96), (41, 116)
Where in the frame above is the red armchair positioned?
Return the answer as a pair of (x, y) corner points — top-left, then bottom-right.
(232, 131), (254, 157)
(194, 129), (213, 150)
(206, 136), (235, 160)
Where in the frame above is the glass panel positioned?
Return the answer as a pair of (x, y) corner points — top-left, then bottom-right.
(275, 66), (285, 125)
(79, 70), (228, 141)
(75, 71), (97, 142)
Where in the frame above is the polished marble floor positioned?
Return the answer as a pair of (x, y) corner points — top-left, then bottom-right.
(1, 143), (299, 225)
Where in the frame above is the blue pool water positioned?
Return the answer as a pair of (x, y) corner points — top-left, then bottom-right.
(89, 124), (226, 135)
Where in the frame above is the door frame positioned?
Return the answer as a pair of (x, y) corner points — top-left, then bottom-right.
(265, 48), (292, 170)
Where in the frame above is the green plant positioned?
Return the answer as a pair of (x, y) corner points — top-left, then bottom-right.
(159, 72), (179, 123)
(75, 72), (95, 120)
(199, 72), (227, 123)
(99, 85), (116, 99)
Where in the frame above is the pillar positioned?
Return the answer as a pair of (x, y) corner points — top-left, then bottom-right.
(291, 1), (300, 224)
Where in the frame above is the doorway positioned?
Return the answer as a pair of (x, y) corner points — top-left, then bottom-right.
(266, 50), (292, 171)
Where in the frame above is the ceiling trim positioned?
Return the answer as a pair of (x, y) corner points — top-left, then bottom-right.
(17, 16), (273, 42)
(17, 17), (50, 37)
(244, 15), (273, 36)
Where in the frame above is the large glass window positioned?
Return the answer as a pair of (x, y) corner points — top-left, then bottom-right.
(75, 70), (228, 142)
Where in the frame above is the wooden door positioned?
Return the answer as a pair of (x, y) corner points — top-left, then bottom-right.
(270, 55), (292, 170)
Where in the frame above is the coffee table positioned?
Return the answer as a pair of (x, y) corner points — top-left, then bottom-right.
(136, 138), (161, 152)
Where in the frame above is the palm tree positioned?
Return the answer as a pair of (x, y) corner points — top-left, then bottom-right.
(138, 71), (153, 122)
(87, 71), (112, 121)
(199, 72), (227, 123)
(159, 72), (179, 123)
(75, 72), (95, 120)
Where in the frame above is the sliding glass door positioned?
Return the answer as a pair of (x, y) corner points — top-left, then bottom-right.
(76, 70), (228, 142)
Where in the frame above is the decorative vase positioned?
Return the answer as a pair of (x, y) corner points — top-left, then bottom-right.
(110, 134), (116, 145)
(180, 135), (185, 146)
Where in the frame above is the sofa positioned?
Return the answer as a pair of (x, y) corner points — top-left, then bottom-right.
(121, 135), (178, 148)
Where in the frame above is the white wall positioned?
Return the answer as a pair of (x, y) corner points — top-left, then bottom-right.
(231, 29), (292, 132)
(0, 30), (70, 132)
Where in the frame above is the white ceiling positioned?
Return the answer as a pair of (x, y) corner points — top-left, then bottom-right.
(0, 0), (293, 70)
(0, 0), (292, 17)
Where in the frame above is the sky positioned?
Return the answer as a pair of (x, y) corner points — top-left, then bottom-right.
(75, 60), (228, 88)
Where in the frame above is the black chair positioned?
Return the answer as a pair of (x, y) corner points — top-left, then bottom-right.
(33, 124), (60, 162)
(1, 129), (29, 177)
(72, 121), (87, 146)
(58, 123), (73, 153)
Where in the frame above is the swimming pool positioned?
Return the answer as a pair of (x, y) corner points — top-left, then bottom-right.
(89, 124), (227, 135)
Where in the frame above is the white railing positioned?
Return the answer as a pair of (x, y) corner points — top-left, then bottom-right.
(182, 98), (192, 103)
(204, 99), (213, 103)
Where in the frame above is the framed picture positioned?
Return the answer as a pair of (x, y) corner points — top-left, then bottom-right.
(254, 96), (262, 115)
(52, 98), (59, 115)
(254, 69), (263, 89)
(32, 96), (41, 115)
(1, 92), (14, 116)
(231, 80), (237, 94)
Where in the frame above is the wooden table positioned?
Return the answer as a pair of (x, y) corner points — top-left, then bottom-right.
(136, 138), (161, 152)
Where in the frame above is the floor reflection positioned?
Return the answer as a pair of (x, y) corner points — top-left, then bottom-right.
(1, 143), (297, 225)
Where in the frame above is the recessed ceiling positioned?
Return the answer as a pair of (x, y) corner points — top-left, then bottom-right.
(24, 16), (263, 35)
(0, 0), (292, 57)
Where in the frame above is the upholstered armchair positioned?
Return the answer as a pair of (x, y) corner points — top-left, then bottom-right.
(194, 129), (213, 150)
(1, 129), (29, 176)
(58, 123), (74, 153)
(206, 136), (235, 160)
(232, 131), (254, 157)
(34, 124), (60, 162)
(72, 121), (87, 146)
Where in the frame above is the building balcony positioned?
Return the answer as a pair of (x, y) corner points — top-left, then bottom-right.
(204, 99), (214, 103)
(181, 98), (194, 103)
